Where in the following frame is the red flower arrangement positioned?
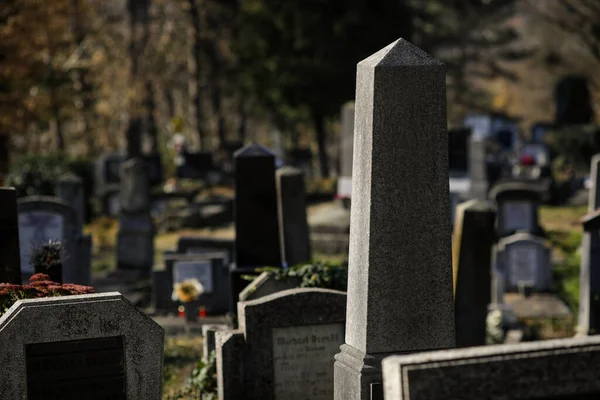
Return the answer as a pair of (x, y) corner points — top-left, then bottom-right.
(0, 273), (94, 317)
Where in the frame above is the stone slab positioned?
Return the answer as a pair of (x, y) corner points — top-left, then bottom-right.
(0, 292), (164, 399)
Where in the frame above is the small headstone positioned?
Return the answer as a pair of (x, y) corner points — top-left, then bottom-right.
(140, 153), (164, 187)
(494, 232), (552, 293)
(17, 196), (80, 284)
(202, 324), (228, 363)
(216, 288), (346, 400)
(578, 209), (600, 336)
(57, 173), (86, 233)
(0, 135), (9, 183)
(152, 252), (229, 315)
(452, 199), (496, 348)
(0, 188), (21, 284)
(276, 167), (311, 267)
(0, 292), (164, 399)
(333, 39), (454, 400)
(448, 128), (471, 172)
(382, 336), (600, 399)
(490, 181), (543, 237)
(116, 158), (154, 272)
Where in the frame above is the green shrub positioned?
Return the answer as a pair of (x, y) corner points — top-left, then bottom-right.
(6, 153), (95, 221)
(246, 261), (348, 291)
(166, 351), (218, 400)
(547, 124), (600, 171)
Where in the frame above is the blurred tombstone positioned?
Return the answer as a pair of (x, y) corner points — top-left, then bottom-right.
(0, 188), (22, 284)
(578, 209), (600, 336)
(0, 135), (9, 185)
(116, 158), (154, 272)
(555, 75), (594, 126)
(140, 153), (164, 187)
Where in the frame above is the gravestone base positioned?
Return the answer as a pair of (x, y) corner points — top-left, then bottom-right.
(334, 344), (401, 400)
(117, 214), (154, 272)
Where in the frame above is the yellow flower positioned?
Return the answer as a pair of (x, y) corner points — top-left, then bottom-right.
(172, 279), (204, 303)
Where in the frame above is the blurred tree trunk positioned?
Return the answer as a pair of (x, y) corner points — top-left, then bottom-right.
(125, 0), (151, 159)
(144, 80), (158, 153)
(187, 0), (205, 150)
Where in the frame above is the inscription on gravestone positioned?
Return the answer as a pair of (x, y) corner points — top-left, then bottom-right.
(18, 212), (64, 274)
(26, 336), (126, 400)
(174, 261), (214, 293)
(509, 244), (538, 287)
(503, 201), (532, 232)
(273, 323), (344, 400)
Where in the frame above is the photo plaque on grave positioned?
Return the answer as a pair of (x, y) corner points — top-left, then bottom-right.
(503, 201), (533, 232)
(272, 323), (344, 400)
(508, 244), (538, 287)
(18, 211), (64, 274)
(173, 261), (214, 293)
(26, 336), (126, 400)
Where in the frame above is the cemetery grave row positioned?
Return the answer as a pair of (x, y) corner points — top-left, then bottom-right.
(1, 38), (600, 400)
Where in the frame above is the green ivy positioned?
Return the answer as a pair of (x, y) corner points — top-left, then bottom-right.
(165, 351), (218, 400)
(245, 262), (348, 291)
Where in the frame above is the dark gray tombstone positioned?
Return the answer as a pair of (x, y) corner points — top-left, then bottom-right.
(116, 158), (154, 272)
(494, 232), (552, 294)
(57, 173), (85, 234)
(333, 39), (454, 400)
(578, 209), (600, 336)
(490, 181), (544, 237)
(17, 196), (79, 284)
(231, 143), (281, 313)
(382, 335), (600, 400)
(452, 199), (496, 348)
(276, 166), (311, 267)
(152, 252), (229, 315)
(233, 143), (281, 267)
(217, 288), (346, 400)
(468, 137), (488, 201)
(589, 154), (600, 212)
(0, 292), (164, 399)
(0, 188), (21, 284)
(140, 153), (164, 187)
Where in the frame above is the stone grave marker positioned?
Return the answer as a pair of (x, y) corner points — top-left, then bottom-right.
(333, 39), (454, 400)
(276, 166), (311, 267)
(382, 335), (600, 400)
(494, 231), (552, 294)
(202, 324), (229, 363)
(56, 173), (92, 285)
(0, 188), (21, 284)
(490, 181), (543, 237)
(231, 143), (281, 312)
(238, 271), (300, 302)
(588, 153), (600, 212)
(578, 209), (600, 336)
(95, 152), (124, 215)
(216, 288), (346, 400)
(17, 196), (80, 284)
(57, 172), (85, 232)
(177, 236), (234, 265)
(116, 157), (154, 272)
(0, 292), (164, 399)
(468, 136), (488, 201)
(452, 199), (496, 348)
(152, 252), (229, 315)
(140, 152), (164, 187)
